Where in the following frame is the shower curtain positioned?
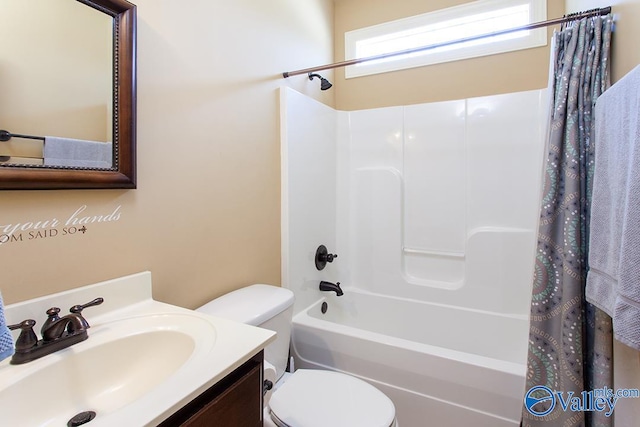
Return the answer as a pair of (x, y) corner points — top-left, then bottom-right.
(523, 14), (614, 427)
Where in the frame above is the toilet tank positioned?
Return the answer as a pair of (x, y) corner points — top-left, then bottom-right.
(196, 284), (294, 380)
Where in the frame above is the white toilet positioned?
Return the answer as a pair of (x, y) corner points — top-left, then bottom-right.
(197, 284), (397, 427)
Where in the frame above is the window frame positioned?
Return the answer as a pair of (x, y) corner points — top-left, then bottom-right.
(344, 0), (547, 78)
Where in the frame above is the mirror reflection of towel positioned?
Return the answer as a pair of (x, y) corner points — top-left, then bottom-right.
(44, 136), (112, 168)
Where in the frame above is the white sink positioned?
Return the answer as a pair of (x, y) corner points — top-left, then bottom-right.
(0, 272), (275, 426)
(0, 314), (215, 426)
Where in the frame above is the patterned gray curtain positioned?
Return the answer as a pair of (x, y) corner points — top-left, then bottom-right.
(523, 14), (614, 427)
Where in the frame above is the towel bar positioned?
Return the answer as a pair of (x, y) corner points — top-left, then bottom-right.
(0, 130), (45, 142)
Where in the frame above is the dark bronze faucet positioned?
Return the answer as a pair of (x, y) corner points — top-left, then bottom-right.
(7, 297), (104, 365)
(319, 281), (343, 296)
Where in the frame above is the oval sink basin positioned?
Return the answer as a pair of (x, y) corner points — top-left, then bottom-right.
(0, 313), (216, 426)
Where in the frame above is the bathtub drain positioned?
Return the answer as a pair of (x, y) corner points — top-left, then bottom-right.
(67, 411), (96, 426)
(321, 301), (328, 314)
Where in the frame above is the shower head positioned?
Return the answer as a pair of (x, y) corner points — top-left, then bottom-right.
(308, 73), (332, 91)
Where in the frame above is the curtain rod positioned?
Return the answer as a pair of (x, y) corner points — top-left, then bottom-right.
(282, 6), (612, 78)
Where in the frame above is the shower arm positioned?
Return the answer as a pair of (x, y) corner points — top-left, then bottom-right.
(282, 6), (612, 78)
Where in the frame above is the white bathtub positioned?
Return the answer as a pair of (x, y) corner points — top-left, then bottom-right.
(291, 289), (528, 427)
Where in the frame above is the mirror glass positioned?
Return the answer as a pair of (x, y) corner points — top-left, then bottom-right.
(0, 0), (136, 190)
(0, 0), (114, 169)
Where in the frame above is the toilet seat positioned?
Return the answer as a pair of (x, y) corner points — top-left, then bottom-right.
(268, 369), (396, 427)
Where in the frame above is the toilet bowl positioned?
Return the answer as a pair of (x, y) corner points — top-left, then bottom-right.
(265, 368), (396, 427)
(196, 284), (397, 427)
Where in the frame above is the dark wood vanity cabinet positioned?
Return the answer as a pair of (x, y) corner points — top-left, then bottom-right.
(158, 351), (263, 427)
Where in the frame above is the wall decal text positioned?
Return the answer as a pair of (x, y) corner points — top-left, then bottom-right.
(0, 205), (122, 246)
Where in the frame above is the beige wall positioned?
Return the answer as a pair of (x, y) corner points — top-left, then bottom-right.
(334, 0), (564, 110)
(2, 0), (639, 419)
(0, 0), (334, 308)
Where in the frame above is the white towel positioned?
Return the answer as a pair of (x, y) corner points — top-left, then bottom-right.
(0, 291), (15, 362)
(586, 65), (640, 350)
(44, 136), (112, 168)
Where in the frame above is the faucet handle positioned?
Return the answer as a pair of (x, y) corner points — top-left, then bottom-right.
(70, 297), (104, 313)
(69, 297), (104, 328)
(8, 319), (38, 351)
(315, 245), (339, 270)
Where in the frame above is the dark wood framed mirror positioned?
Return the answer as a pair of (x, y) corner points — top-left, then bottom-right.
(0, 0), (136, 190)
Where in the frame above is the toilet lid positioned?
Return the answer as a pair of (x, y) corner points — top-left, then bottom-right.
(269, 369), (395, 427)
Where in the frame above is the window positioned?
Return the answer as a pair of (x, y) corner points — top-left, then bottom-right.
(344, 0), (547, 78)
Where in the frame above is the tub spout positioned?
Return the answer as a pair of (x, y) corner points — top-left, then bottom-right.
(319, 281), (343, 296)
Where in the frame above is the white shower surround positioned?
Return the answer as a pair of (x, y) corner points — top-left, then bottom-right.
(281, 87), (545, 426)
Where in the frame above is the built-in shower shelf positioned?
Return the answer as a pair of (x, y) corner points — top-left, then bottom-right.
(402, 247), (465, 259)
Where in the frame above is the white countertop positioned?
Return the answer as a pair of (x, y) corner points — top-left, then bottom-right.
(0, 271), (276, 426)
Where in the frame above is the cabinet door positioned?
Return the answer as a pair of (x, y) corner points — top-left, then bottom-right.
(182, 363), (262, 427)
(159, 352), (263, 427)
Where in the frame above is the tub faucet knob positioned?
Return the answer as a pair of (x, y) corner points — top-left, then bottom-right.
(324, 253), (338, 262)
(315, 245), (338, 270)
